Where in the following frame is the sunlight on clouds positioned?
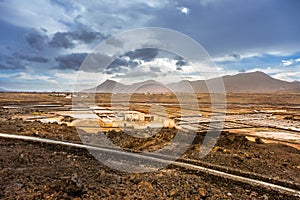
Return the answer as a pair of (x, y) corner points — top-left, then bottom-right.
(281, 58), (300, 66)
(272, 71), (300, 82)
(177, 7), (190, 15)
(53, 70), (110, 90)
(246, 65), (300, 82)
(281, 59), (294, 66)
(17, 72), (57, 84)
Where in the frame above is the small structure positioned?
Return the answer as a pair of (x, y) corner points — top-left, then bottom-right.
(123, 111), (145, 121)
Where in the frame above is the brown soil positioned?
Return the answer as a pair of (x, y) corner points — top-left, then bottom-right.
(0, 108), (80, 142)
(0, 92), (300, 199)
(189, 132), (300, 183)
(105, 128), (177, 151)
(103, 128), (300, 184)
(0, 138), (298, 200)
(2, 114), (299, 186)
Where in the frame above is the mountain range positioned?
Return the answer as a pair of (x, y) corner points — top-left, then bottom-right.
(85, 71), (300, 93)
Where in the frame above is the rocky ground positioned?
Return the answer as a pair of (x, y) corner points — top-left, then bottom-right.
(0, 117), (300, 199)
(0, 92), (300, 199)
(1, 113), (299, 185)
(1, 138), (298, 200)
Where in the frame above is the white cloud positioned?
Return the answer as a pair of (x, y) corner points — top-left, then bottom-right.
(141, 0), (170, 8)
(213, 55), (237, 62)
(245, 65), (300, 82)
(16, 72), (57, 84)
(0, 73), (17, 78)
(91, 0), (169, 8)
(0, 0), (72, 33)
(272, 71), (300, 82)
(53, 70), (111, 91)
(281, 58), (300, 66)
(281, 59), (294, 66)
(112, 58), (179, 84)
(104, 57), (222, 84)
(266, 50), (300, 57)
(140, 58), (178, 71)
(177, 7), (190, 15)
(247, 67), (282, 74)
(213, 52), (261, 62)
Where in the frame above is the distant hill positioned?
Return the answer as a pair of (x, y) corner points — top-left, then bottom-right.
(220, 71), (300, 93)
(84, 79), (171, 93)
(84, 79), (126, 93)
(130, 80), (171, 93)
(177, 71), (300, 93)
(85, 71), (300, 93)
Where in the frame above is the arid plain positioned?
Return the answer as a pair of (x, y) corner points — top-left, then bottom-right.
(0, 92), (299, 199)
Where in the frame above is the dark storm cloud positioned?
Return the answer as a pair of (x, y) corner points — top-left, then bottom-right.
(104, 65), (127, 74)
(175, 59), (187, 67)
(55, 52), (119, 72)
(49, 24), (106, 49)
(25, 30), (49, 50)
(103, 49), (189, 75)
(176, 66), (183, 71)
(109, 58), (139, 68)
(109, 58), (129, 68)
(102, 49), (160, 75)
(104, 57), (139, 74)
(230, 53), (241, 60)
(173, 55), (188, 70)
(72, 28), (105, 43)
(0, 63), (11, 70)
(13, 52), (49, 63)
(49, 32), (74, 49)
(148, 0), (300, 56)
(0, 48), (47, 71)
(55, 53), (88, 70)
(125, 48), (159, 61)
(172, 54), (188, 67)
(0, 56), (25, 70)
(55, 52), (136, 73)
(5, 56), (25, 69)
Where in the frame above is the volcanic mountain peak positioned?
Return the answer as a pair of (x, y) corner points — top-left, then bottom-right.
(132, 79), (163, 86)
(86, 71), (300, 93)
(223, 71), (271, 79)
(101, 79), (118, 85)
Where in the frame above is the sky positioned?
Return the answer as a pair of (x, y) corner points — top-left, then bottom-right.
(0, 0), (300, 91)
